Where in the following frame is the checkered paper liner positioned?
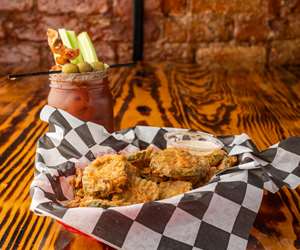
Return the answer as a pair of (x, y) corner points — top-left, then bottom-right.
(30, 105), (300, 250)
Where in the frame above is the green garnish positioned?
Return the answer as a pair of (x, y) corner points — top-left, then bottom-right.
(62, 63), (79, 73)
(67, 30), (84, 64)
(90, 61), (105, 71)
(77, 62), (93, 73)
(77, 32), (99, 64)
(58, 28), (72, 48)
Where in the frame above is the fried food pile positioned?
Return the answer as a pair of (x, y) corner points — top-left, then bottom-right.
(67, 147), (237, 208)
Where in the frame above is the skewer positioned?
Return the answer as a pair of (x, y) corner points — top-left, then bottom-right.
(7, 62), (136, 80)
(8, 70), (61, 80)
(109, 62), (136, 68)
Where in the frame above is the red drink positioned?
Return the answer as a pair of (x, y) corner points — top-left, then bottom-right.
(48, 71), (114, 132)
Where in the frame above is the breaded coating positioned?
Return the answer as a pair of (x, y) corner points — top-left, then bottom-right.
(78, 197), (125, 208)
(75, 188), (84, 198)
(126, 147), (155, 169)
(216, 155), (238, 171)
(68, 168), (83, 189)
(227, 155), (238, 166)
(75, 168), (83, 188)
(150, 148), (210, 179)
(67, 197), (82, 208)
(69, 168), (84, 198)
(126, 162), (140, 178)
(111, 176), (159, 205)
(82, 155), (128, 198)
(174, 175), (202, 186)
(127, 147), (154, 162)
(194, 155), (237, 188)
(159, 181), (192, 199)
(142, 173), (169, 183)
(68, 176), (159, 208)
(67, 146), (235, 208)
(205, 149), (227, 166)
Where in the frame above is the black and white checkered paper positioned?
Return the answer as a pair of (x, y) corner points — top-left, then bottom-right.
(30, 105), (300, 250)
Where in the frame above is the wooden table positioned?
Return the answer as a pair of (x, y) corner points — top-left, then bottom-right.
(1, 62), (300, 250)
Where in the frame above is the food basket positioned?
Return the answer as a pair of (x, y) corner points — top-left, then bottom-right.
(30, 105), (300, 250)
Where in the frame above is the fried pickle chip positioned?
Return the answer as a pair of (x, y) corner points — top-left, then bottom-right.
(47, 28), (59, 49)
(216, 155), (238, 171)
(126, 162), (140, 178)
(126, 147), (155, 169)
(47, 28), (80, 66)
(127, 147), (154, 162)
(67, 146), (234, 208)
(150, 148), (210, 179)
(75, 188), (84, 198)
(78, 197), (124, 208)
(159, 181), (192, 199)
(194, 155), (238, 188)
(205, 149), (227, 166)
(74, 168), (83, 188)
(173, 175), (202, 186)
(82, 155), (128, 198)
(67, 196), (82, 208)
(111, 176), (159, 205)
(142, 173), (169, 183)
(69, 168), (84, 197)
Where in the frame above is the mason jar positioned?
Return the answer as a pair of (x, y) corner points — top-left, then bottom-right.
(48, 71), (114, 132)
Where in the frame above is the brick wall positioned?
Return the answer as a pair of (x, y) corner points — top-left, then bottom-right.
(0, 0), (300, 73)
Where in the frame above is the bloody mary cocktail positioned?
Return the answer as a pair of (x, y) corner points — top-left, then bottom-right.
(48, 71), (114, 132)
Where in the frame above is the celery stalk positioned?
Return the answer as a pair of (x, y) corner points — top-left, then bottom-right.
(58, 28), (72, 48)
(67, 30), (83, 64)
(58, 28), (83, 64)
(77, 32), (99, 63)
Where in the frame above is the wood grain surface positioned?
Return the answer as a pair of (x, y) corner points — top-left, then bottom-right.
(0, 62), (300, 250)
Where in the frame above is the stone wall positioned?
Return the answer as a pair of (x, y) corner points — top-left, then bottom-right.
(0, 0), (300, 73)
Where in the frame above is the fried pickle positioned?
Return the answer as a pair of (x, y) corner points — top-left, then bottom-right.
(67, 196), (82, 208)
(126, 162), (140, 178)
(159, 181), (192, 199)
(111, 176), (159, 205)
(205, 149), (227, 166)
(78, 197), (125, 208)
(150, 148), (210, 179)
(194, 155), (238, 188)
(173, 175), (202, 186)
(74, 168), (83, 188)
(142, 173), (169, 183)
(47, 28), (80, 66)
(82, 155), (128, 198)
(126, 147), (155, 169)
(68, 168), (84, 198)
(217, 155), (238, 171)
(67, 146), (237, 208)
(68, 176), (159, 208)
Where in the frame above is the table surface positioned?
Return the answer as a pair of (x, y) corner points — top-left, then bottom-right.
(1, 62), (300, 250)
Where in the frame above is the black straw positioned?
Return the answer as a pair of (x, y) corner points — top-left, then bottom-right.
(7, 62), (136, 80)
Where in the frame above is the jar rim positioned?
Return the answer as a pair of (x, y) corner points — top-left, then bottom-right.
(49, 70), (108, 82)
